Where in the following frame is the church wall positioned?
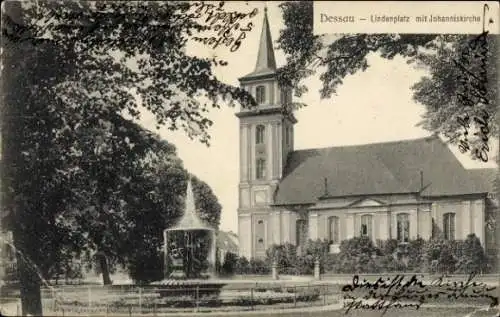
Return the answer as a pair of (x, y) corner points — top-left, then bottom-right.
(253, 212), (269, 258)
(431, 198), (485, 244)
(418, 209), (432, 239)
(288, 211), (298, 246)
(269, 210), (281, 245)
(377, 212), (390, 240)
(272, 124), (279, 179)
(280, 211), (294, 244)
(239, 125), (248, 182)
(472, 199), (485, 245)
(308, 196), (488, 249)
(345, 213), (355, 239)
(243, 79), (276, 105)
(308, 212), (319, 240)
(238, 214), (252, 259)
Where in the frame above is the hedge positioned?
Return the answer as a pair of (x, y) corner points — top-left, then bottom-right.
(230, 234), (492, 275)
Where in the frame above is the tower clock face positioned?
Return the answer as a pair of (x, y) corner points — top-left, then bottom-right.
(254, 190), (267, 204)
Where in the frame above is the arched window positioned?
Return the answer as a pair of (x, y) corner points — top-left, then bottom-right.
(328, 216), (340, 244)
(256, 125), (265, 145)
(256, 85), (266, 104)
(360, 215), (372, 238)
(397, 213), (410, 243)
(285, 126), (290, 146)
(296, 220), (306, 246)
(256, 158), (266, 180)
(443, 213), (455, 240)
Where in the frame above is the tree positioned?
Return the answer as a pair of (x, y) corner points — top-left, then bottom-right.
(2, 1), (255, 315)
(277, 1), (498, 161)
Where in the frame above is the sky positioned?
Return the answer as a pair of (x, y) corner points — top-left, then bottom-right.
(136, 1), (498, 233)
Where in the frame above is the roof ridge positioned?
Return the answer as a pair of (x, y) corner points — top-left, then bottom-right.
(292, 135), (438, 153)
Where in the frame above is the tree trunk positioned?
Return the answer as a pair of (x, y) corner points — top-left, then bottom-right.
(97, 252), (112, 285)
(13, 230), (43, 316)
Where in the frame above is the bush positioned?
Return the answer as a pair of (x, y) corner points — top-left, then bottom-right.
(234, 256), (250, 274)
(127, 249), (164, 284)
(336, 236), (380, 273)
(407, 237), (426, 272)
(424, 239), (457, 274)
(249, 258), (270, 274)
(294, 254), (315, 275)
(265, 243), (297, 274)
(378, 239), (399, 256)
(454, 234), (487, 274)
(303, 239), (330, 273)
(220, 252), (238, 276)
(228, 235), (489, 276)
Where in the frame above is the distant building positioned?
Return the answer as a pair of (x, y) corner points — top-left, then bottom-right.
(236, 9), (498, 260)
(0, 230), (16, 283)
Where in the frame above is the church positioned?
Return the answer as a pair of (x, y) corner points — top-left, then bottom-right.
(236, 9), (498, 260)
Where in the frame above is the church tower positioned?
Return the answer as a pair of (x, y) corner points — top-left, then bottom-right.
(236, 7), (297, 259)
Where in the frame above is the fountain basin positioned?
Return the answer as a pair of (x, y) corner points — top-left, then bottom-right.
(150, 279), (226, 298)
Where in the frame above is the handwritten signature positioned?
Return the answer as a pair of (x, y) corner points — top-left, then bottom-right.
(341, 273), (498, 315)
(454, 4), (492, 162)
(187, 2), (258, 52)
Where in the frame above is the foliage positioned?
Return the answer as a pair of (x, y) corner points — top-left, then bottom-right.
(248, 258), (270, 275)
(406, 237), (426, 271)
(265, 243), (297, 271)
(229, 233), (490, 275)
(424, 239), (458, 274)
(277, 1), (498, 160)
(127, 250), (164, 285)
(377, 239), (399, 256)
(302, 239), (330, 273)
(220, 252), (239, 276)
(234, 256), (250, 275)
(455, 234), (487, 274)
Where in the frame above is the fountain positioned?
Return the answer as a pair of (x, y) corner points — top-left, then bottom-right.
(153, 178), (224, 300)
(162, 178), (217, 280)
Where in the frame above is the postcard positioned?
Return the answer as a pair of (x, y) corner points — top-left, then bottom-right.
(1, 1), (498, 316)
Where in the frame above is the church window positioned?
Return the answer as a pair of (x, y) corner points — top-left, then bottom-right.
(256, 219), (265, 249)
(443, 213), (455, 240)
(256, 158), (266, 180)
(256, 125), (265, 145)
(280, 88), (292, 104)
(328, 216), (339, 244)
(285, 126), (290, 146)
(360, 215), (372, 238)
(256, 85), (266, 104)
(397, 213), (410, 243)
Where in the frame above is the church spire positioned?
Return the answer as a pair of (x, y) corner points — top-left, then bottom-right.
(254, 5), (276, 72)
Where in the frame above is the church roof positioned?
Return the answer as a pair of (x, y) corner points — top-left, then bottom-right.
(239, 7), (277, 82)
(273, 135), (495, 205)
